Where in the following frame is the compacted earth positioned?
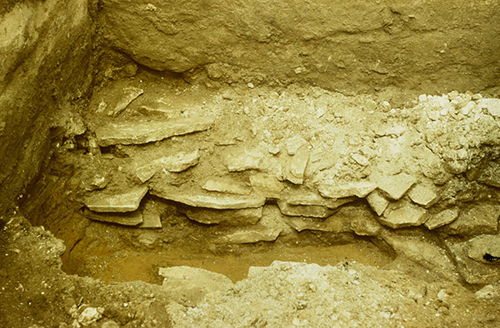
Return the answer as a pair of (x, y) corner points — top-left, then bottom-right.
(2, 72), (500, 327)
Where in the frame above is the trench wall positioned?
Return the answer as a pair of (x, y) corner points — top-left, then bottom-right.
(0, 0), (94, 214)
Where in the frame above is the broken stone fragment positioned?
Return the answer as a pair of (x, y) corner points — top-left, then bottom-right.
(467, 235), (500, 264)
(349, 207), (384, 236)
(83, 208), (143, 226)
(351, 153), (369, 166)
(249, 173), (284, 199)
(108, 87), (143, 117)
(138, 200), (163, 229)
(438, 204), (500, 235)
(286, 144), (309, 184)
(407, 183), (440, 208)
(318, 180), (376, 199)
(379, 200), (429, 229)
(374, 172), (416, 200)
(444, 238), (500, 284)
(95, 117), (214, 147)
(84, 186), (148, 213)
(477, 98), (500, 118)
(284, 189), (350, 209)
(366, 190), (390, 216)
(424, 207), (460, 230)
(286, 135), (307, 155)
(159, 266), (234, 305)
(185, 207), (262, 226)
(136, 150), (200, 182)
(150, 184), (266, 209)
(202, 177), (252, 195)
(219, 206), (287, 243)
(225, 148), (263, 172)
(477, 162), (500, 187)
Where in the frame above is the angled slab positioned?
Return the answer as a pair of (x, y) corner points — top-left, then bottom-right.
(107, 87), (143, 117)
(379, 200), (429, 229)
(95, 117), (214, 147)
(249, 173), (284, 199)
(318, 179), (376, 199)
(136, 150), (200, 182)
(185, 207), (262, 226)
(374, 172), (416, 200)
(84, 186), (148, 213)
(438, 204), (500, 235)
(366, 189), (390, 216)
(424, 207), (460, 230)
(83, 208), (143, 226)
(286, 144), (309, 184)
(202, 177), (252, 195)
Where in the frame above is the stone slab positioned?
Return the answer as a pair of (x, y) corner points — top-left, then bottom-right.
(185, 207), (262, 226)
(477, 162), (500, 188)
(83, 208), (143, 226)
(407, 183), (440, 207)
(150, 184), (266, 210)
(375, 172), (416, 200)
(277, 200), (333, 218)
(136, 150), (200, 182)
(84, 186), (148, 213)
(202, 177), (252, 195)
(366, 189), (390, 216)
(138, 200), (163, 229)
(249, 173), (284, 199)
(318, 180), (376, 199)
(438, 204), (500, 236)
(424, 207), (460, 230)
(96, 117), (214, 147)
(379, 200), (429, 229)
(286, 144), (309, 184)
(225, 149), (263, 172)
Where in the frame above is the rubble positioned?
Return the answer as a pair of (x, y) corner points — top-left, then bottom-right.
(95, 117), (214, 146)
(477, 162), (500, 188)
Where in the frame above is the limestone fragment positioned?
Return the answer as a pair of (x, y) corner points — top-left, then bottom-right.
(136, 150), (200, 182)
(285, 190), (354, 209)
(185, 207), (262, 226)
(444, 238), (500, 284)
(159, 266), (234, 304)
(220, 206), (286, 243)
(366, 190), (390, 216)
(375, 172), (416, 200)
(379, 200), (429, 229)
(477, 98), (500, 118)
(95, 117), (214, 147)
(286, 144), (309, 184)
(84, 186), (148, 213)
(468, 235), (500, 264)
(438, 204), (500, 235)
(318, 180), (376, 199)
(138, 200), (163, 229)
(286, 136), (307, 155)
(107, 87), (143, 117)
(202, 177), (252, 195)
(150, 184), (266, 209)
(351, 153), (369, 166)
(277, 200), (333, 218)
(249, 173), (284, 199)
(225, 149), (263, 171)
(424, 207), (459, 230)
(83, 208), (143, 226)
(407, 183), (439, 207)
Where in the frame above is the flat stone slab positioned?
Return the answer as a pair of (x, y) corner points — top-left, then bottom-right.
(249, 173), (284, 199)
(438, 204), (500, 235)
(468, 235), (500, 264)
(150, 184), (266, 209)
(136, 150), (200, 182)
(277, 200), (334, 218)
(225, 149), (263, 172)
(286, 144), (309, 184)
(375, 172), (416, 200)
(444, 238), (500, 284)
(84, 186), (148, 213)
(202, 177), (252, 195)
(285, 190), (353, 209)
(138, 200), (163, 229)
(185, 207), (262, 226)
(366, 189), (390, 216)
(407, 183), (439, 207)
(424, 207), (460, 230)
(284, 206), (365, 233)
(219, 206), (287, 243)
(379, 200), (429, 229)
(95, 117), (214, 147)
(159, 266), (234, 304)
(318, 180), (376, 199)
(83, 208), (143, 226)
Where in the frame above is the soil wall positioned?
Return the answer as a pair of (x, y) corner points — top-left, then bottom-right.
(100, 0), (500, 95)
(0, 0), (94, 214)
